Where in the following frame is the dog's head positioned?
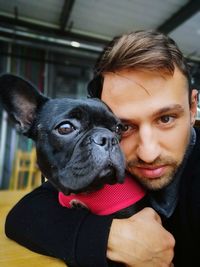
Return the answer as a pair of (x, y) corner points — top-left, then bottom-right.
(0, 74), (125, 194)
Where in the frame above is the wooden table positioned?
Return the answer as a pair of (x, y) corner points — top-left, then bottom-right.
(0, 190), (66, 267)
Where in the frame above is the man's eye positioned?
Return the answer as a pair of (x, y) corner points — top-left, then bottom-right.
(56, 122), (75, 135)
(159, 115), (174, 124)
(115, 124), (131, 134)
(122, 124), (131, 132)
(116, 123), (136, 137)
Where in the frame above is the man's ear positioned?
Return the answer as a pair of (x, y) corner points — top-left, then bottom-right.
(190, 89), (198, 126)
(0, 74), (49, 137)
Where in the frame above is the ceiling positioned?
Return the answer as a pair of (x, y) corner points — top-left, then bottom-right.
(0, 0), (200, 62)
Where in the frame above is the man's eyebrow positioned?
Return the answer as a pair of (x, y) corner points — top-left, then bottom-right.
(153, 104), (184, 117)
(117, 104), (185, 123)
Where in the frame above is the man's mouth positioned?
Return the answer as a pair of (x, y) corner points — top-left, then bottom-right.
(134, 165), (167, 179)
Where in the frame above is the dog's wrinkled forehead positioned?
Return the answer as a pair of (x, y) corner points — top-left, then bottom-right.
(38, 98), (120, 129)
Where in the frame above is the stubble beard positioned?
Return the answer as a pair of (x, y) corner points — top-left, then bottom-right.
(127, 158), (180, 191)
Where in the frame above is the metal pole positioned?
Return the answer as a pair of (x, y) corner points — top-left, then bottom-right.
(0, 43), (11, 187)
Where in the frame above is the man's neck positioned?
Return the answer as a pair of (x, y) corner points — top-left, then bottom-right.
(149, 127), (196, 218)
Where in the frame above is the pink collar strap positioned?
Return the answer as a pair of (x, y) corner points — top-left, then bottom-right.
(58, 175), (146, 215)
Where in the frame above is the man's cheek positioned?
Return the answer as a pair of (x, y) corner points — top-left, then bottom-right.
(120, 141), (133, 162)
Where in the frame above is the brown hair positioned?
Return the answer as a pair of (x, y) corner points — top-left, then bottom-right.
(88, 30), (191, 99)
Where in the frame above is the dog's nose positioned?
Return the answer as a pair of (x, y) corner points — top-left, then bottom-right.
(91, 132), (118, 148)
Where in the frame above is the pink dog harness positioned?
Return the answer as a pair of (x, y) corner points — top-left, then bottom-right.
(58, 175), (146, 215)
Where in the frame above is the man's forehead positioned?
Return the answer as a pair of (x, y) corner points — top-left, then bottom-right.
(102, 68), (188, 99)
(102, 68), (189, 121)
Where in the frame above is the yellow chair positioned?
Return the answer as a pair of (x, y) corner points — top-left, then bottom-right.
(9, 148), (42, 190)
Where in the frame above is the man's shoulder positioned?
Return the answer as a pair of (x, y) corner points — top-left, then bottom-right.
(192, 127), (200, 154)
(184, 127), (200, 177)
(194, 126), (200, 140)
(179, 127), (200, 179)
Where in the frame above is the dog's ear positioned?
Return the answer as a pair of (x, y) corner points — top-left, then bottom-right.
(0, 74), (49, 137)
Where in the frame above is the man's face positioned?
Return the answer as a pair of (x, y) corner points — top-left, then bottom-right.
(101, 68), (198, 190)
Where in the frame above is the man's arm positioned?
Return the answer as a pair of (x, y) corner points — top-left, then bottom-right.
(5, 182), (175, 267)
(5, 182), (113, 267)
(107, 208), (175, 267)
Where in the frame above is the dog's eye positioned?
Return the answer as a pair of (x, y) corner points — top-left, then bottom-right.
(56, 122), (75, 135)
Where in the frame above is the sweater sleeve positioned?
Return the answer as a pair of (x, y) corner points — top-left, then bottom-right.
(5, 182), (113, 267)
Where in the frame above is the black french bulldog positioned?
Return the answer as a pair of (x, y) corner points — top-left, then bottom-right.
(0, 74), (147, 267)
(0, 74), (126, 195)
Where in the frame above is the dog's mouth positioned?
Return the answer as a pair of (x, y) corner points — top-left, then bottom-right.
(86, 166), (119, 192)
(64, 165), (123, 194)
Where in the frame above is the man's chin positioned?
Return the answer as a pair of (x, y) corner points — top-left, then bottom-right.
(130, 172), (174, 191)
(143, 177), (171, 191)
(128, 164), (178, 190)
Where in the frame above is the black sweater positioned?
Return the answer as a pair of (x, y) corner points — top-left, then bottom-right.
(5, 127), (200, 267)
(163, 127), (200, 267)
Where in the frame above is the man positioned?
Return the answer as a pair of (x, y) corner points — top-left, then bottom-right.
(5, 30), (199, 267)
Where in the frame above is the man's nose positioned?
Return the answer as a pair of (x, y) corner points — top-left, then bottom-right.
(136, 126), (160, 163)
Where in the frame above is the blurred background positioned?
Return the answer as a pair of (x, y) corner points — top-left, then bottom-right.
(0, 0), (200, 190)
